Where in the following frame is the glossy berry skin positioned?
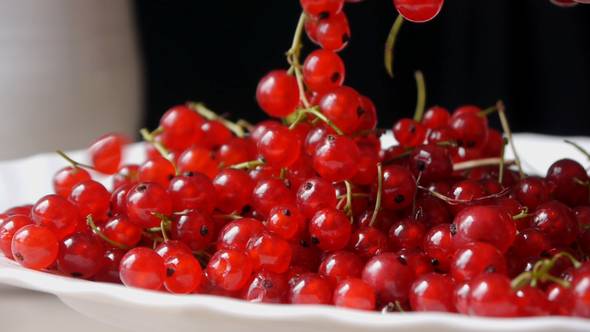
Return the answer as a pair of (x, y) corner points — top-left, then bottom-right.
(217, 138), (257, 167)
(217, 218), (264, 251)
(319, 251), (364, 284)
(168, 172), (216, 214)
(313, 135), (360, 182)
(451, 242), (507, 283)
(362, 253), (416, 303)
(409, 273), (456, 312)
(571, 268), (590, 317)
(206, 249), (253, 291)
(467, 273), (518, 317)
(159, 105), (205, 152)
(513, 177), (551, 210)
(110, 184), (131, 216)
(31, 194), (79, 240)
(199, 120), (232, 149)
(53, 166), (91, 198)
(309, 208), (352, 251)
(546, 284), (574, 316)
(303, 49), (345, 93)
(163, 251), (203, 294)
(319, 86), (361, 134)
(242, 271), (289, 304)
(68, 180), (110, 221)
(304, 126), (331, 156)
(357, 95), (378, 131)
(423, 224), (454, 272)
(154, 240), (192, 260)
(256, 70), (299, 118)
(422, 106), (450, 129)
(176, 146), (218, 179)
(101, 214), (142, 248)
(449, 112), (488, 149)
(546, 158), (589, 207)
(393, 0), (444, 23)
(454, 282), (471, 314)
(11, 225), (59, 270)
(265, 205), (305, 240)
(380, 165), (416, 210)
(171, 211), (215, 251)
(213, 169), (254, 214)
(508, 228), (550, 261)
(289, 273), (334, 305)
(57, 232), (105, 279)
(393, 118), (427, 147)
(257, 125), (301, 168)
(449, 180), (486, 213)
(296, 177), (338, 219)
(408, 145), (453, 183)
(138, 157), (176, 187)
(247, 232), (292, 273)
(89, 133), (126, 174)
(119, 247), (166, 290)
(300, 0), (344, 18)
(333, 278), (376, 310)
(0, 215), (33, 259)
(315, 12), (350, 52)
(350, 226), (389, 258)
(251, 178), (295, 218)
(482, 129), (504, 158)
(452, 205), (516, 253)
(113, 164), (140, 189)
(531, 200), (578, 246)
(389, 218), (426, 251)
(415, 195), (452, 226)
(126, 182), (173, 229)
(515, 286), (551, 317)
(93, 248), (124, 283)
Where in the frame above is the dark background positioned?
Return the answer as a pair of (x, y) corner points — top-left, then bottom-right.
(134, 0), (590, 135)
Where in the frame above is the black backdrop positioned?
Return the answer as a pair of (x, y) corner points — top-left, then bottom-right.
(134, 0), (590, 135)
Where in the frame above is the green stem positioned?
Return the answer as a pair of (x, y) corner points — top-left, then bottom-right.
(496, 100), (524, 178)
(384, 15), (404, 78)
(343, 180), (354, 223)
(187, 102), (245, 138)
(498, 138), (507, 184)
(564, 139), (590, 161)
(286, 13), (311, 108)
(479, 105), (498, 117)
(369, 163), (383, 227)
(140, 128), (171, 160)
(299, 107), (344, 135)
(86, 215), (128, 250)
(452, 157), (513, 172)
(229, 159), (265, 170)
(55, 150), (95, 170)
(413, 71), (426, 122)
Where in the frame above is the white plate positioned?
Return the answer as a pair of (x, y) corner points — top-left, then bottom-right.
(0, 133), (590, 332)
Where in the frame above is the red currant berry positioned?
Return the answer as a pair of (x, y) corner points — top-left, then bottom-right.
(101, 214), (142, 248)
(31, 194), (79, 240)
(467, 273), (518, 317)
(257, 125), (302, 168)
(300, 0), (344, 18)
(409, 273), (456, 312)
(168, 172), (216, 214)
(112, 164), (140, 190)
(119, 247), (166, 290)
(213, 169), (254, 214)
(315, 12), (350, 52)
(217, 138), (257, 167)
(164, 251), (203, 294)
(126, 182), (173, 228)
(546, 158), (589, 207)
(362, 253), (416, 303)
(217, 218), (264, 251)
(265, 205), (305, 240)
(256, 70), (299, 118)
(333, 278), (376, 310)
(393, 118), (426, 147)
(357, 95), (378, 131)
(452, 205), (517, 253)
(171, 210), (215, 251)
(247, 232), (292, 273)
(251, 178), (295, 218)
(380, 165), (416, 210)
(422, 224), (454, 272)
(0, 215), (33, 259)
(110, 184), (132, 216)
(422, 106), (450, 129)
(154, 240), (192, 259)
(513, 177), (551, 210)
(289, 273), (334, 305)
(11, 224), (59, 270)
(309, 208), (352, 251)
(408, 145), (453, 183)
(242, 270), (289, 303)
(319, 251), (364, 284)
(303, 49), (345, 93)
(319, 86), (362, 134)
(313, 134), (360, 182)
(159, 105), (205, 152)
(451, 242), (507, 283)
(89, 133), (127, 174)
(389, 218), (426, 251)
(296, 177), (338, 219)
(449, 112), (488, 149)
(68, 180), (110, 221)
(176, 146), (219, 179)
(515, 285), (551, 316)
(93, 248), (124, 283)
(138, 156), (176, 187)
(350, 226), (389, 258)
(199, 120), (233, 149)
(532, 200), (578, 246)
(206, 249), (253, 291)
(57, 232), (105, 278)
(53, 166), (91, 198)
(393, 0), (444, 23)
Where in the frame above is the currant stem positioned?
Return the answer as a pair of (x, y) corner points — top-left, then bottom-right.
(496, 100), (525, 178)
(384, 15), (404, 78)
(452, 157), (515, 172)
(411, 171), (423, 215)
(564, 139), (590, 161)
(151, 212), (172, 242)
(86, 215), (128, 250)
(419, 185), (511, 205)
(55, 150), (95, 170)
(413, 71), (426, 122)
(498, 138), (508, 184)
(212, 213), (243, 221)
(552, 251), (582, 269)
(187, 102), (245, 138)
(369, 163), (383, 227)
(286, 12), (311, 108)
(300, 107), (344, 135)
(343, 180), (354, 223)
(140, 128), (171, 160)
(512, 208), (530, 220)
(478, 105), (498, 117)
(229, 159), (265, 170)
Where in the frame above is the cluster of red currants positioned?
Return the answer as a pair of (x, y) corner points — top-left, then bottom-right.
(1, 0), (590, 318)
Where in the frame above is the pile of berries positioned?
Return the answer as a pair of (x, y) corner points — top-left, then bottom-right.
(1, 0), (590, 318)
